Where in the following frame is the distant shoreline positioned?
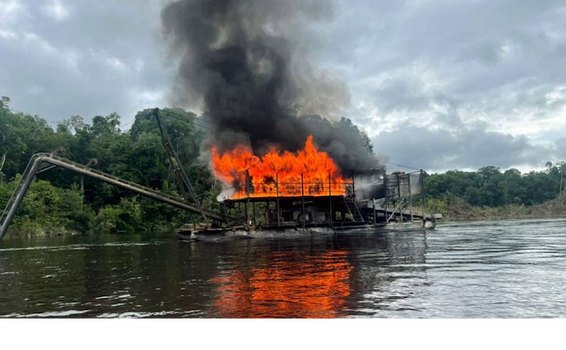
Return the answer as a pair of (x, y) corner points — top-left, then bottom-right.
(442, 214), (566, 223)
(429, 197), (566, 222)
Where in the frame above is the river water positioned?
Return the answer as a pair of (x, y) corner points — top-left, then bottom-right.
(0, 218), (565, 318)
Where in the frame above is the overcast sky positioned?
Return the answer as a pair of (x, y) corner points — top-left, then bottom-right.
(1, 0), (565, 173)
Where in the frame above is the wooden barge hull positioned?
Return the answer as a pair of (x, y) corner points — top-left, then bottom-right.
(176, 219), (435, 242)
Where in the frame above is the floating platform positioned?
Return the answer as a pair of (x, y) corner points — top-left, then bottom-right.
(176, 218), (437, 242)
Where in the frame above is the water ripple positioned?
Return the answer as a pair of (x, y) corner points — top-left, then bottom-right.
(0, 219), (565, 318)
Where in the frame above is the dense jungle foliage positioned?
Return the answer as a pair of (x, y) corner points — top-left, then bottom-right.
(423, 163), (566, 220)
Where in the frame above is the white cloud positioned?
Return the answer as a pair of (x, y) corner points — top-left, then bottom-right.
(545, 86), (566, 105)
(0, 29), (17, 39)
(43, 0), (70, 21)
(132, 89), (165, 106)
(105, 56), (127, 72)
(0, 0), (26, 37)
(0, 0), (23, 20)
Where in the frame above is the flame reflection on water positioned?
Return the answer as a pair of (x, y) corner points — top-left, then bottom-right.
(210, 250), (352, 318)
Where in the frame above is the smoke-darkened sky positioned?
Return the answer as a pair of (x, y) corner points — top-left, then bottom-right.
(1, 0), (565, 172)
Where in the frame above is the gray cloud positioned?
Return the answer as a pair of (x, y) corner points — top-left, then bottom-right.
(373, 124), (554, 172)
(317, 0), (566, 170)
(0, 0), (564, 172)
(0, 0), (171, 124)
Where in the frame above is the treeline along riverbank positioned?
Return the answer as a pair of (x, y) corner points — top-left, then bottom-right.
(424, 164), (566, 220)
(1, 96), (565, 237)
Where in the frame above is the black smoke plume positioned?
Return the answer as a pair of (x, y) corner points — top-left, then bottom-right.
(162, 0), (381, 175)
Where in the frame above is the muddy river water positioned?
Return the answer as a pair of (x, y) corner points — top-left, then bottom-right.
(1, 218), (565, 318)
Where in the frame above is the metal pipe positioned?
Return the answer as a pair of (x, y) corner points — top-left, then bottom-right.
(154, 109), (207, 221)
(48, 155), (228, 220)
(0, 158), (42, 241)
(396, 172), (401, 206)
(1, 154), (230, 235)
(408, 173), (413, 221)
(386, 198), (405, 224)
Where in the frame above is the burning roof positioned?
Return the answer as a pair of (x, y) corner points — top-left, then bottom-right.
(212, 135), (347, 199)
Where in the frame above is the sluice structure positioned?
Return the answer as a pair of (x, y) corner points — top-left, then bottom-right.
(0, 153), (230, 241)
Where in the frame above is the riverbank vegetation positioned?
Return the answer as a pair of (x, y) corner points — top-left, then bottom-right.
(1, 97), (565, 236)
(424, 164), (566, 221)
(0, 97), (214, 236)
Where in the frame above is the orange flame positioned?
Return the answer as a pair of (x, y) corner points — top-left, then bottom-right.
(212, 136), (347, 199)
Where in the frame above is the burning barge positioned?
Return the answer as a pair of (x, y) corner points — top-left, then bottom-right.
(177, 169), (441, 241)
(177, 136), (441, 241)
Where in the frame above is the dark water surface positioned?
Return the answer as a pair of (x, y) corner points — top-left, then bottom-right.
(1, 219), (565, 318)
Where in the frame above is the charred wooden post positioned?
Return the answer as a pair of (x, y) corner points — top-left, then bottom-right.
(253, 201), (257, 227)
(276, 174), (280, 229)
(328, 173), (333, 227)
(421, 169), (425, 219)
(400, 173), (404, 218)
(301, 173), (306, 228)
(245, 170), (251, 225)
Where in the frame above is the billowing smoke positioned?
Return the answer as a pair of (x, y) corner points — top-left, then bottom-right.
(161, 0), (381, 175)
